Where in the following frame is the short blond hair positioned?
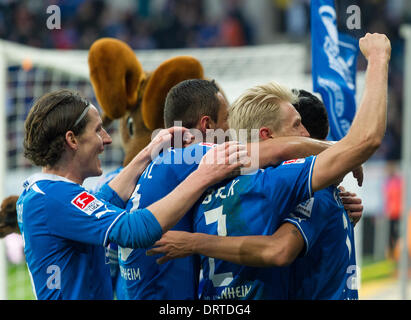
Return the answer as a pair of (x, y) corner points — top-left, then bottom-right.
(228, 82), (298, 141)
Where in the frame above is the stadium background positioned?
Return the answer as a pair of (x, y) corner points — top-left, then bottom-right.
(0, 0), (409, 300)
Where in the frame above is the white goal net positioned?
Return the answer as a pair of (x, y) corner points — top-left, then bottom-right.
(0, 39), (362, 299)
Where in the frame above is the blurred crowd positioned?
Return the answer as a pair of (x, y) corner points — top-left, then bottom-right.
(0, 0), (407, 161)
(0, 0), (254, 49)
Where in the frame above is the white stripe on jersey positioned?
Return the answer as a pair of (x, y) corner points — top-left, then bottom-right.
(308, 156), (317, 198)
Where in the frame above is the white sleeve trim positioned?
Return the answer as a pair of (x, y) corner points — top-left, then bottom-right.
(307, 156), (317, 198)
(284, 218), (310, 256)
(103, 211), (126, 247)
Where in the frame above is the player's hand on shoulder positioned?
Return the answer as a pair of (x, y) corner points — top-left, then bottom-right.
(145, 126), (194, 159)
(197, 141), (248, 186)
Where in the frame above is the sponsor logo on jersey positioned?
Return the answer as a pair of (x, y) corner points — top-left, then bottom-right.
(119, 246), (134, 262)
(282, 158), (306, 165)
(71, 191), (103, 215)
(294, 198), (314, 218)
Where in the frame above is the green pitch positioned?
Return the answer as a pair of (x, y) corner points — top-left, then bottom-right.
(7, 262), (35, 300)
(5, 257), (397, 300)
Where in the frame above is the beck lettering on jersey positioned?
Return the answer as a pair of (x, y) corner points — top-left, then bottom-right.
(71, 191), (103, 215)
(282, 158), (306, 165)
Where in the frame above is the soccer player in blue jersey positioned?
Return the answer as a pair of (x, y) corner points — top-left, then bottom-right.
(147, 33), (390, 300)
(17, 89), (246, 300)
(91, 166), (125, 299)
(119, 79), (335, 300)
(117, 79), (229, 300)
(284, 89), (361, 299)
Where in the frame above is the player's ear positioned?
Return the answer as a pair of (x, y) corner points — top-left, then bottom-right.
(259, 127), (273, 140)
(65, 131), (78, 150)
(198, 115), (212, 134)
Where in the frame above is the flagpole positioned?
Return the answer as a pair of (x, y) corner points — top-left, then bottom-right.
(399, 24), (411, 300)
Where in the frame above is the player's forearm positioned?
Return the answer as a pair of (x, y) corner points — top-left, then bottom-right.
(192, 233), (291, 267)
(109, 208), (163, 249)
(108, 147), (151, 201)
(247, 137), (332, 169)
(266, 137), (333, 166)
(312, 35), (391, 191)
(281, 138), (333, 159)
(345, 56), (389, 155)
(322, 59), (388, 187)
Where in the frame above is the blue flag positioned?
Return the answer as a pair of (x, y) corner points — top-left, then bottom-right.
(311, 0), (359, 141)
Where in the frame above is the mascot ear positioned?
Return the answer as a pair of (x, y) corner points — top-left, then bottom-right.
(142, 56), (204, 130)
(88, 38), (145, 120)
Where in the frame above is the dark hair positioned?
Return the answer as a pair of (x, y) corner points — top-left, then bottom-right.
(24, 89), (91, 167)
(292, 89), (329, 140)
(164, 79), (220, 128)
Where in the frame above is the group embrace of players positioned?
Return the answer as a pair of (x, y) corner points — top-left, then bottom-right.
(10, 32), (390, 300)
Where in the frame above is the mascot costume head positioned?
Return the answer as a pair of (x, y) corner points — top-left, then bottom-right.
(88, 38), (205, 165)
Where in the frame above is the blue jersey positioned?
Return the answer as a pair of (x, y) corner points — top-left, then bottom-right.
(91, 166), (126, 300)
(193, 156), (317, 300)
(119, 143), (212, 300)
(93, 167), (124, 191)
(17, 172), (161, 300)
(286, 186), (359, 300)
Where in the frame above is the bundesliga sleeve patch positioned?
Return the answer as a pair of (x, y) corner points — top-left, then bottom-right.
(71, 191), (104, 215)
(282, 158), (306, 165)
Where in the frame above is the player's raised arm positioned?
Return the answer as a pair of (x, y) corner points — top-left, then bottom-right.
(311, 33), (391, 192)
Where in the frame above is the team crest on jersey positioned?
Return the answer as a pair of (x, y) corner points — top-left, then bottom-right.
(282, 158), (306, 165)
(71, 191), (103, 215)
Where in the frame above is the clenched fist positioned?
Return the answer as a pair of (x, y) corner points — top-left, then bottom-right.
(359, 33), (391, 62)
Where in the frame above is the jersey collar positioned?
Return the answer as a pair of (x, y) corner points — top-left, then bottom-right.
(23, 172), (77, 191)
